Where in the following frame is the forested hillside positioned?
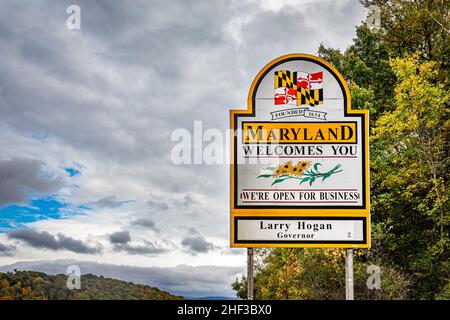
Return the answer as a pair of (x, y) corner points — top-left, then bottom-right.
(233, 0), (449, 300)
(0, 271), (183, 300)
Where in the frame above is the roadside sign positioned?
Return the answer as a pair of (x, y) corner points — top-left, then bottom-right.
(230, 54), (370, 248)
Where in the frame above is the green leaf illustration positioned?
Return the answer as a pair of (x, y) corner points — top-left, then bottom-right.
(300, 177), (311, 185)
(271, 178), (287, 186)
(258, 162), (342, 187)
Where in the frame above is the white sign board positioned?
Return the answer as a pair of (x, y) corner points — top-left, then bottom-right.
(230, 54), (370, 248)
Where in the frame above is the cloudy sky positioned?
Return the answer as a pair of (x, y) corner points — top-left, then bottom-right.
(0, 0), (367, 297)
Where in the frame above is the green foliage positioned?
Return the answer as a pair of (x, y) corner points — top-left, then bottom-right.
(0, 271), (183, 300)
(363, 0), (450, 78)
(371, 54), (449, 298)
(435, 280), (450, 300)
(233, 249), (411, 300)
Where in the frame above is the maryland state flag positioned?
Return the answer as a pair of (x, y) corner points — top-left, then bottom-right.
(274, 70), (323, 107)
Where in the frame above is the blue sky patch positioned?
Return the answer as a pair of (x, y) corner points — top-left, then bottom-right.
(65, 167), (81, 177)
(0, 196), (87, 232)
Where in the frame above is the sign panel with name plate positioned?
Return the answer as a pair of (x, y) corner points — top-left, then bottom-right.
(230, 54), (370, 248)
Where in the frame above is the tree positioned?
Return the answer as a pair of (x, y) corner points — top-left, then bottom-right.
(371, 54), (449, 298)
(362, 0), (450, 78)
(232, 248), (411, 300)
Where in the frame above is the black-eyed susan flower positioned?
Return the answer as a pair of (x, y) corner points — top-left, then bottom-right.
(273, 161), (293, 177)
(291, 164), (303, 176)
(297, 160), (312, 171)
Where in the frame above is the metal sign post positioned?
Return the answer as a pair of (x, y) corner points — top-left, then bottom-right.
(247, 248), (254, 300)
(345, 249), (354, 300)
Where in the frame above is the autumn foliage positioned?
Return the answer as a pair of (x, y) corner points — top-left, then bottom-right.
(0, 271), (183, 300)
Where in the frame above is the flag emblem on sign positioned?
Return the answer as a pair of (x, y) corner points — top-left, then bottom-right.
(274, 70), (323, 107)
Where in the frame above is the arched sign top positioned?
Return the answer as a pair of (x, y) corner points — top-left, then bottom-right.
(248, 53), (352, 113)
(230, 53), (370, 249)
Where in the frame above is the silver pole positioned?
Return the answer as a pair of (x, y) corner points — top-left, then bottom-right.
(247, 248), (254, 300)
(345, 249), (354, 300)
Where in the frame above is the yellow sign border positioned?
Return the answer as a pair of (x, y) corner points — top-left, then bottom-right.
(230, 53), (370, 248)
